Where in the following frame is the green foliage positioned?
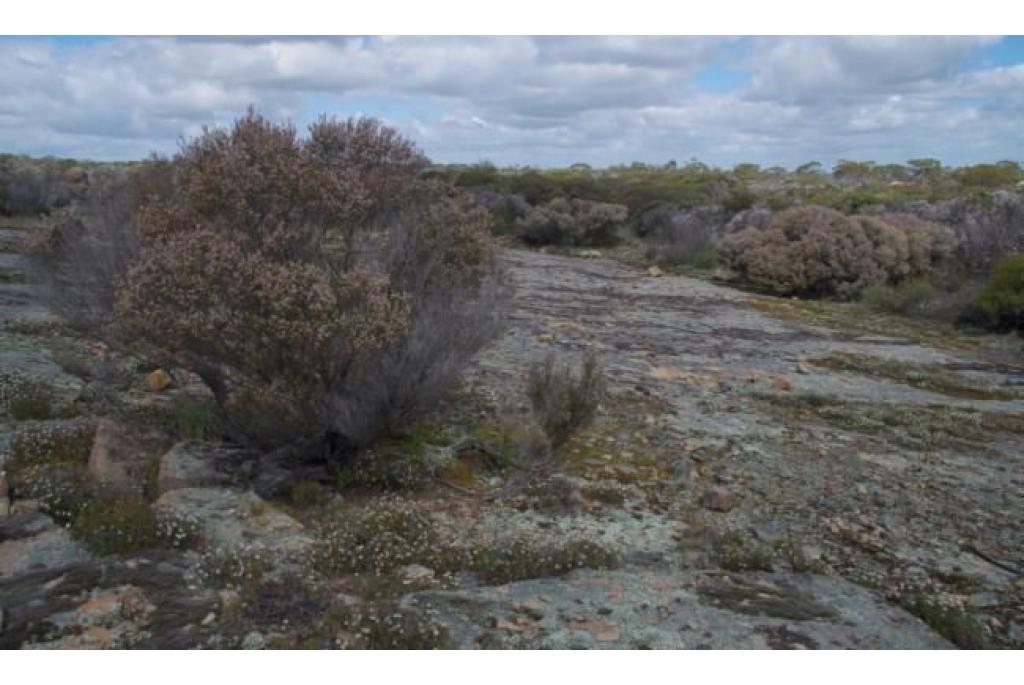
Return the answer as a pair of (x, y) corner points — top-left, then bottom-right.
(527, 352), (606, 447)
(454, 537), (618, 584)
(0, 371), (60, 420)
(310, 500), (619, 585)
(71, 499), (199, 555)
(862, 278), (938, 315)
(310, 503), (441, 576)
(953, 162), (1022, 190)
(902, 596), (986, 649)
(288, 480), (331, 509)
(976, 254), (1024, 331)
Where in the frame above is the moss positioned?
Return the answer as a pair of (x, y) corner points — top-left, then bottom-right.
(710, 531), (775, 572)
(902, 596), (987, 649)
(812, 352), (1021, 401)
(747, 295), (982, 353)
(755, 392), (1024, 446)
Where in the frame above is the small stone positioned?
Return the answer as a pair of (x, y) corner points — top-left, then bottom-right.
(647, 265), (664, 277)
(145, 368), (173, 392)
(399, 564), (436, 585)
(702, 486), (733, 512)
(796, 361), (812, 374)
(219, 589), (241, 613)
(771, 376), (793, 391)
(201, 612), (216, 626)
(241, 631), (266, 650)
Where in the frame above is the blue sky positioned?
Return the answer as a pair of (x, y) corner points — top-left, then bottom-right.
(0, 35), (1021, 167)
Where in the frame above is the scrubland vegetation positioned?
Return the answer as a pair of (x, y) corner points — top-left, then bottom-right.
(2, 119), (1022, 650)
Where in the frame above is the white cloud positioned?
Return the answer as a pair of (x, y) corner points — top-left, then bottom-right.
(0, 35), (1019, 166)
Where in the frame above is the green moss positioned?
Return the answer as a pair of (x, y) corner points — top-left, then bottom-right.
(756, 392), (1024, 446)
(747, 296), (982, 353)
(710, 531), (775, 572)
(812, 352), (1021, 400)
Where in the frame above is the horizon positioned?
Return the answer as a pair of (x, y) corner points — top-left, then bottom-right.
(0, 36), (1022, 167)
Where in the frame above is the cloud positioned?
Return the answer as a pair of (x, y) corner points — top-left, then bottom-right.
(0, 35), (1019, 166)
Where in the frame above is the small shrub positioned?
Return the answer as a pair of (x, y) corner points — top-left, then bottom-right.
(333, 604), (455, 649)
(862, 278), (938, 315)
(902, 596), (986, 649)
(719, 206), (954, 298)
(527, 352), (606, 447)
(5, 422), (97, 524)
(169, 395), (221, 441)
(310, 503), (441, 576)
(71, 499), (199, 555)
(0, 371), (56, 420)
(195, 548), (271, 590)
(517, 197), (627, 246)
(288, 480), (331, 509)
(453, 537), (618, 585)
(976, 254), (1024, 332)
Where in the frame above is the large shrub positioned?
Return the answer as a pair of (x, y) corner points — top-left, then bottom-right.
(516, 197), (627, 247)
(41, 111), (507, 455)
(976, 254), (1024, 332)
(719, 206), (953, 298)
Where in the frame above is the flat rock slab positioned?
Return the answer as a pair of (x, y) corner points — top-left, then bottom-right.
(403, 569), (952, 649)
(154, 487), (312, 566)
(157, 441), (252, 494)
(0, 550), (220, 649)
(0, 527), (92, 579)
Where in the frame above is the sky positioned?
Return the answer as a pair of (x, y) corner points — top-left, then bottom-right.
(0, 35), (1021, 168)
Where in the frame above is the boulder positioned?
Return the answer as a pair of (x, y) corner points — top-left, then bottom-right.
(157, 441), (250, 495)
(87, 418), (165, 497)
(144, 369), (173, 392)
(0, 527), (92, 579)
(154, 488), (312, 568)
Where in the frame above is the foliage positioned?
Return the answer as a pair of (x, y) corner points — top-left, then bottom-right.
(527, 352), (606, 447)
(454, 537), (618, 584)
(0, 371), (58, 420)
(516, 197), (627, 246)
(862, 278), (938, 315)
(71, 499), (199, 555)
(36, 110), (507, 455)
(719, 206), (954, 298)
(902, 596), (987, 649)
(976, 253), (1024, 332)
